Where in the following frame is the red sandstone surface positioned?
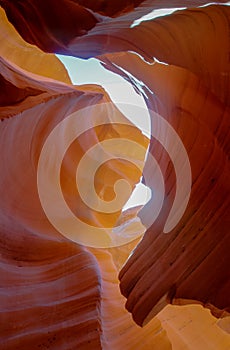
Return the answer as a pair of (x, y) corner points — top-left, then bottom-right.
(0, 1), (229, 349)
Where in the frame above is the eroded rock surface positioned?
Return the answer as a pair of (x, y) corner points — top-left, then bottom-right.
(0, 1), (230, 349)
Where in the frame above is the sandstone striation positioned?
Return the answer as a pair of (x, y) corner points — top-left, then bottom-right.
(0, 1), (230, 349)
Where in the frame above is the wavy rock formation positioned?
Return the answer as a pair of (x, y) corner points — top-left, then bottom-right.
(0, 1), (230, 349)
(102, 51), (230, 325)
(0, 7), (71, 84)
(0, 57), (101, 349)
(0, 54), (167, 349)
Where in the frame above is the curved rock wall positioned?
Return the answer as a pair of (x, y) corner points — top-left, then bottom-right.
(0, 1), (229, 349)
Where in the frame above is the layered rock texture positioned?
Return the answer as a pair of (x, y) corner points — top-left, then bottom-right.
(0, 1), (230, 349)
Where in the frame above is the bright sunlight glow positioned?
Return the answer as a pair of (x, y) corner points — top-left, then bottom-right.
(57, 55), (152, 210)
(130, 7), (186, 28)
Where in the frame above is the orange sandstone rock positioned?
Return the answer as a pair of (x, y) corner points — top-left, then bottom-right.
(0, 1), (230, 349)
(101, 51), (230, 325)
